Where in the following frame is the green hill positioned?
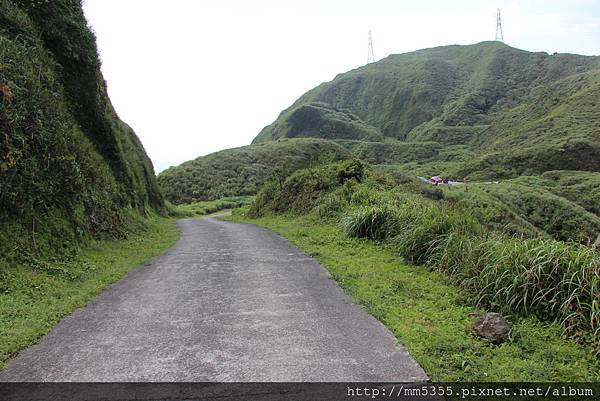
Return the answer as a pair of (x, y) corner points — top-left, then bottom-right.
(0, 0), (164, 258)
(158, 138), (353, 204)
(456, 68), (600, 178)
(253, 42), (600, 178)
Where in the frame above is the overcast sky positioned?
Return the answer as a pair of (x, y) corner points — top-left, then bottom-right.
(82, 0), (600, 173)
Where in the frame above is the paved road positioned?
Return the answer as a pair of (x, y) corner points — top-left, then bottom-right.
(0, 217), (427, 382)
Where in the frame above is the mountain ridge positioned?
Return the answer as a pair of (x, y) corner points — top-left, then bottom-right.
(252, 41), (600, 178)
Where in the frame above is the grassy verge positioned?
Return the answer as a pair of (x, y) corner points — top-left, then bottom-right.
(225, 212), (599, 381)
(0, 215), (179, 369)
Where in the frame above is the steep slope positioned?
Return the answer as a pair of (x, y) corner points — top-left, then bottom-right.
(158, 138), (353, 204)
(253, 42), (600, 178)
(456, 68), (600, 178)
(0, 0), (163, 258)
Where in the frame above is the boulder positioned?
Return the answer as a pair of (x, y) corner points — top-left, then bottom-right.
(473, 312), (511, 344)
(595, 234), (600, 249)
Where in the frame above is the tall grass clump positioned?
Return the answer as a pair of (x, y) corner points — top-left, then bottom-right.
(390, 205), (484, 265)
(248, 160), (600, 348)
(343, 203), (403, 241)
(430, 233), (600, 349)
(342, 195), (600, 348)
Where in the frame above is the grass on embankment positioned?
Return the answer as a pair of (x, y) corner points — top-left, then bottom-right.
(225, 212), (600, 381)
(0, 215), (179, 370)
(166, 196), (254, 218)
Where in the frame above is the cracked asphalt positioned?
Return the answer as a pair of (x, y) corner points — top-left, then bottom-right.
(0, 217), (427, 382)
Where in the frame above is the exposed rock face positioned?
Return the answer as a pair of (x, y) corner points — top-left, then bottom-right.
(473, 312), (511, 344)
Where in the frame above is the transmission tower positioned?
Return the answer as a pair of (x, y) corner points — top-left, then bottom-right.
(367, 30), (375, 63)
(495, 8), (504, 42)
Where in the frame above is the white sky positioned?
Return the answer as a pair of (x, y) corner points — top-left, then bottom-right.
(82, 0), (600, 173)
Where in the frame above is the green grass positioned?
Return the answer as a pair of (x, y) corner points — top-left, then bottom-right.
(0, 215), (179, 369)
(257, 102), (386, 143)
(439, 180), (600, 242)
(166, 196), (254, 218)
(335, 139), (444, 164)
(164, 43), (600, 237)
(225, 212), (599, 381)
(158, 138), (352, 204)
(247, 161), (600, 354)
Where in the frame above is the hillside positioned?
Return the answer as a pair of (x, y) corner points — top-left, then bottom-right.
(0, 0), (164, 258)
(158, 138), (353, 204)
(163, 41), (600, 243)
(253, 41), (600, 178)
(456, 68), (600, 178)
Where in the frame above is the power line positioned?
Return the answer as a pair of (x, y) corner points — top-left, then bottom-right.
(495, 8), (504, 42)
(367, 30), (375, 63)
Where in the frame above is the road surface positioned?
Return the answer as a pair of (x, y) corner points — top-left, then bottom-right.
(0, 217), (427, 382)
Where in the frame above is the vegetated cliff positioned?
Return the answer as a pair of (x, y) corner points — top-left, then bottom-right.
(0, 0), (163, 259)
(253, 41), (600, 178)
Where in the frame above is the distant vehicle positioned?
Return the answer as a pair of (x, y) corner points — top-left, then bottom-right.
(429, 176), (444, 185)
(418, 175), (464, 186)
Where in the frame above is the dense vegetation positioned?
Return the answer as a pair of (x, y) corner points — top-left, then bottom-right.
(254, 41), (600, 180)
(246, 161), (600, 355)
(336, 139), (443, 165)
(2, 1), (594, 381)
(0, 0), (164, 264)
(158, 138), (352, 204)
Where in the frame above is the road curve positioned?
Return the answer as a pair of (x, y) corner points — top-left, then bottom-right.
(0, 217), (427, 382)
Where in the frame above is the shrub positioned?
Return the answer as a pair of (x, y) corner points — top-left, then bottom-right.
(249, 163), (341, 217)
(336, 159), (365, 184)
(343, 203), (402, 241)
(158, 138), (352, 204)
(419, 185), (445, 201)
(168, 196), (253, 218)
(247, 160), (600, 348)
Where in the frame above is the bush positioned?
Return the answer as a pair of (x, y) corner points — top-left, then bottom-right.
(158, 138), (352, 204)
(315, 192), (347, 219)
(343, 203), (402, 241)
(246, 161), (600, 349)
(336, 159), (365, 184)
(249, 161), (361, 217)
